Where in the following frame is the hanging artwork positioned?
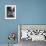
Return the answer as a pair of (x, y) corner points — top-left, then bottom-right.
(5, 5), (16, 19)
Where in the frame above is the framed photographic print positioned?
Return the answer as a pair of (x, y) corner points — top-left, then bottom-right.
(5, 5), (16, 19)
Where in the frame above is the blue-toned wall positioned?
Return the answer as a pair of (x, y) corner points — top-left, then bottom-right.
(0, 0), (46, 44)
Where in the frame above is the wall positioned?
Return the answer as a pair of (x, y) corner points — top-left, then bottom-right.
(0, 0), (46, 44)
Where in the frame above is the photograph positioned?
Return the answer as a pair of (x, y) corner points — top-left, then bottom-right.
(5, 5), (16, 19)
